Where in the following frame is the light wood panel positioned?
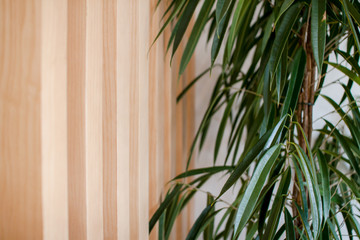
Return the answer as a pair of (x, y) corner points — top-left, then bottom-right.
(41, 0), (69, 239)
(103, 0), (118, 239)
(67, 0), (87, 239)
(85, 0), (104, 239)
(0, 0), (195, 239)
(0, 0), (43, 239)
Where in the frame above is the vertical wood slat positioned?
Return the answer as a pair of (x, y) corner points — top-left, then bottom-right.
(67, 0), (87, 239)
(85, 0), (104, 239)
(117, 0), (131, 238)
(103, 0), (117, 239)
(0, 1), (194, 239)
(41, 0), (69, 239)
(0, 1), (43, 239)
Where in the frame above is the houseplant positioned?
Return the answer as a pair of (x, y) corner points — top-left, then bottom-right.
(150, 0), (360, 239)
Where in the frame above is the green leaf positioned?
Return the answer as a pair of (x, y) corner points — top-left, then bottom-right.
(233, 144), (282, 238)
(177, 67), (212, 102)
(219, 130), (272, 197)
(328, 165), (360, 199)
(263, 168), (291, 239)
(215, 0), (232, 26)
(317, 151), (330, 221)
(186, 204), (214, 240)
(158, 210), (165, 240)
(269, 3), (303, 85)
(327, 218), (340, 240)
(173, 166), (233, 180)
(187, 93), (223, 170)
(325, 120), (360, 176)
(281, 48), (306, 118)
(164, 192), (187, 239)
(326, 61), (360, 85)
(211, 0), (235, 66)
(285, 208), (296, 240)
(150, 0), (187, 50)
(149, 184), (182, 233)
(322, 94), (360, 148)
(203, 194), (215, 240)
(341, 84), (360, 128)
(342, 0), (360, 52)
(293, 145), (322, 239)
(179, 0), (215, 76)
(311, 0), (327, 72)
(215, 94), (237, 162)
(336, 50), (360, 75)
(274, 0), (295, 27)
(294, 203), (313, 240)
(224, 0), (246, 62)
(171, 0), (200, 60)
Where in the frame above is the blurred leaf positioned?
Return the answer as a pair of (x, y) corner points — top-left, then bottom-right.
(328, 165), (360, 199)
(186, 204), (214, 240)
(281, 48), (306, 118)
(311, 0), (327, 72)
(317, 151), (331, 221)
(215, 94), (236, 162)
(149, 184), (182, 233)
(233, 144), (282, 238)
(179, 0), (215, 76)
(269, 3), (303, 88)
(285, 208), (296, 240)
(326, 61), (360, 85)
(215, 0), (232, 26)
(171, 0), (200, 60)
(325, 120), (360, 176)
(173, 166), (233, 180)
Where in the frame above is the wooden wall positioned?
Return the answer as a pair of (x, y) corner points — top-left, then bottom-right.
(0, 0), (194, 239)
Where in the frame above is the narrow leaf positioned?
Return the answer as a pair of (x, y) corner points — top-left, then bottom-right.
(285, 208), (296, 240)
(233, 144), (282, 238)
(215, 94), (237, 161)
(317, 151), (331, 220)
(311, 0), (327, 72)
(179, 0), (215, 76)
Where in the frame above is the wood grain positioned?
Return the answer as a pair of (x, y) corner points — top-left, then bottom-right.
(67, 0), (87, 239)
(85, 0), (104, 239)
(103, 0), (117, 239)
(0, 1), (194, 239)
(117, 0), (131, 239)
(41, 0), (69, 239)
(0, 0), (43, 239)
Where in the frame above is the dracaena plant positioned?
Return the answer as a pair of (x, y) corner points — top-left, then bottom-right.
(149, 0), (360, 239)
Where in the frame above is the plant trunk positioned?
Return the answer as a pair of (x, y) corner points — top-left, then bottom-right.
(292, 22), (316, 237)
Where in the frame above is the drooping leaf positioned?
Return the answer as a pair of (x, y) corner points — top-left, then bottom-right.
(326, 61), (360, 85)
(325, 120), (360, 176)
(328, 165), (360, 199)
(317, 151), (331, 221)
(269, 3), (304, 90)
(179, 0), (215, 76)
(215, 94), (237, 162)
(171, 0), (200, 60)
(311, 0), (327, 72)
(186, 204), (214, 240)
(233, 144), (282, 238)
(281, 48), (306, 118)
(263, 168), (291, 239)
(149, 184), (182, 233)
(342, 0), (360, 52)
(285, 208), (296, 240)
(215, 0), (232, 26)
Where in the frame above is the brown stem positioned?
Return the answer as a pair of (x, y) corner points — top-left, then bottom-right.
(292, 20), (316, 238)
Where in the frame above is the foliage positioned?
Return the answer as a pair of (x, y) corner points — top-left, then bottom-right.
(150, 0), (360, 239)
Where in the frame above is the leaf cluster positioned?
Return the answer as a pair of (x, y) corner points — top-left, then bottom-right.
(150, 0), (360, 239)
